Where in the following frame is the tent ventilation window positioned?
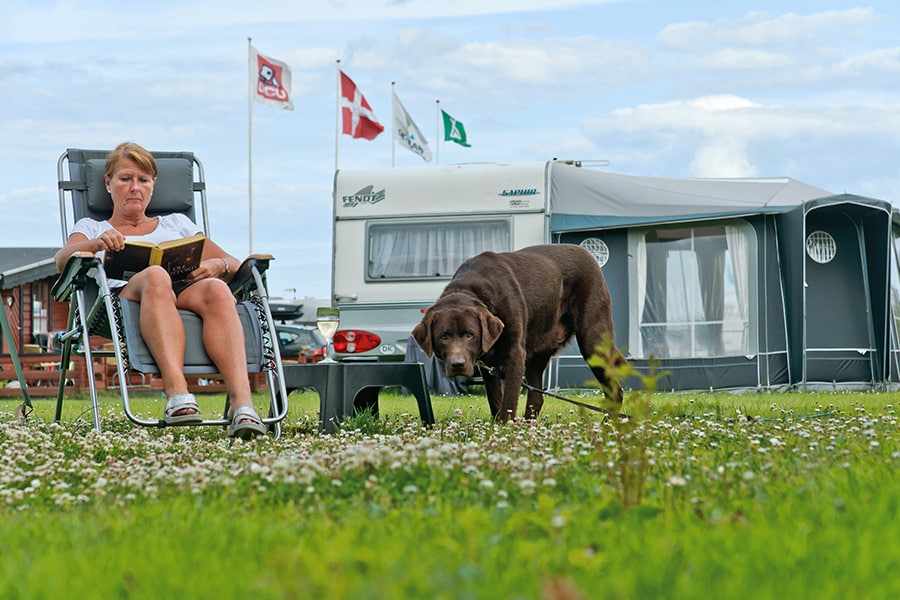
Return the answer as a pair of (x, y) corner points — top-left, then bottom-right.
(806, 231), (837, 264)
(580, 237), (609, 268)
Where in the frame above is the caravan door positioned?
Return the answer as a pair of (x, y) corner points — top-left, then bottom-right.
(802, 206), (883, 385)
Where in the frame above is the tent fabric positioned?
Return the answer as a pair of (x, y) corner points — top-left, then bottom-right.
(548, 163), (833, 232)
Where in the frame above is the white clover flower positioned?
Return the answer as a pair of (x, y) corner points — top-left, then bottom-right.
(402, 485), (419, 494)
(668, 475), (687, 487)
(479, 479), (495, 489)
(742, 471), (755, 481)
(551, 515), (566, 529)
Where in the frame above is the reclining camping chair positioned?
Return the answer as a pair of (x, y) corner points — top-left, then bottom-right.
(52, 148), (289, 434)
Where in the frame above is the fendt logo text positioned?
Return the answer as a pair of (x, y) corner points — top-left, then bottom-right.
(342, 185), (385, 207)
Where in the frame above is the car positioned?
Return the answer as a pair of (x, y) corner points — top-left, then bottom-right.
(275, 323), (327, 362)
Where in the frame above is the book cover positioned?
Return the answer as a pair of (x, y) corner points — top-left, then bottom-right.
(104, 233), (206, 282)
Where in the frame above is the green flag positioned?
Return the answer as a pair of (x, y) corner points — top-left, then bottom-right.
(441, 109), (471, 147)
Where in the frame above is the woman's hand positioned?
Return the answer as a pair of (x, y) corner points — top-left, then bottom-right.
(185, 258), (230, 283)
(96, 229), (125, 252)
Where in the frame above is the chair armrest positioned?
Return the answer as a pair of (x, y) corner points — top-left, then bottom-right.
(229, 254), (274, 297)
(51, 252), (102, 302)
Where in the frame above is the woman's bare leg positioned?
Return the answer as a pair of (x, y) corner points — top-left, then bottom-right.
(176, 279), (254, 415)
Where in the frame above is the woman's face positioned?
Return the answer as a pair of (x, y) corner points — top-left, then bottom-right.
(106, 157), (156, 216)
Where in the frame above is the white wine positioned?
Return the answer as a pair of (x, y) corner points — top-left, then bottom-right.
(317, 319), (339, 340)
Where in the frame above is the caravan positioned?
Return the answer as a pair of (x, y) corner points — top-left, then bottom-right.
(331, 162), (553, 362)
(332, 160), (900, 392)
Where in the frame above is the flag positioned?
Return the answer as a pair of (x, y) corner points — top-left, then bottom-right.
(250, 46), (293, 110)
(340, 71), (383, 140)
(392, 91), (431, 162)
(441, 109), (471, 147)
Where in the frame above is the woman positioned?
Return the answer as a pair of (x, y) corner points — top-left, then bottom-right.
(55, 142), (265, 439)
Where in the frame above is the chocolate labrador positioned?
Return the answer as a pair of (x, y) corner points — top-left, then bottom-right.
(412, 244), (624, 420)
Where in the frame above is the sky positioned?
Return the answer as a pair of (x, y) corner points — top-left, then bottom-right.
(2, 0), (900, 301)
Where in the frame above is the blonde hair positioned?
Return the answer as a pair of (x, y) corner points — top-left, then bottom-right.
(105, 142), (158, 178)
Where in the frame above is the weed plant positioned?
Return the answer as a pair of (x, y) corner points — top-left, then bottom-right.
(1, 386), (900, 599)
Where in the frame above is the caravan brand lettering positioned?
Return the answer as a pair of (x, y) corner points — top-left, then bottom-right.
(499, 188), (539, 197)
(343, 185), (385, 207)
(500, 188), (538, 208)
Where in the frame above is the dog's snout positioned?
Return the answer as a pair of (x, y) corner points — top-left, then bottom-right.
(446, 354), (472, 376)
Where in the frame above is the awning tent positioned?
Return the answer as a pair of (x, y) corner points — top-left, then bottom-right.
(543, 162), (899, 392)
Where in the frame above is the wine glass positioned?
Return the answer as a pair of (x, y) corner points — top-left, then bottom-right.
(316, 306), (340, 363)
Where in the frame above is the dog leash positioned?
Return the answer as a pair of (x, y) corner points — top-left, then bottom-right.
(476, 361), (608, 414)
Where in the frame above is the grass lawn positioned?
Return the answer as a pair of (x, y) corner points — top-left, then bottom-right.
(2, 387), (899, 599)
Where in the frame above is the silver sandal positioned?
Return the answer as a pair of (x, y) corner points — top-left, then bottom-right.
(163, 393), (203, 425)
(227, 405), (266, 439)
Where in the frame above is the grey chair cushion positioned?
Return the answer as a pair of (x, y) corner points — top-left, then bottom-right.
(118, 298), (267, 374)
(84, 158), (195, 218)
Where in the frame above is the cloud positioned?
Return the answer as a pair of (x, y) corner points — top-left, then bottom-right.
(439, 36), (645, 88)
(690, 137), (756, 178)
(657, 8), (877, 51)
(0, 0), (617, 44)
(585, 94), (900, 178)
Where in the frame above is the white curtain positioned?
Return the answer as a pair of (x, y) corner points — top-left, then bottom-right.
(726, 225), (751, 353)
(632, 235), (648, 357)
(369, 221), (509, 279)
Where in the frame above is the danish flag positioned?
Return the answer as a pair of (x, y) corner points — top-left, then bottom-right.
(340, 71), (383, 140)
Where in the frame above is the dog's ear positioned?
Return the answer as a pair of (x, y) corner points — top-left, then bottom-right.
(411, 315), (433, 357)
(479, 311), (504, 353)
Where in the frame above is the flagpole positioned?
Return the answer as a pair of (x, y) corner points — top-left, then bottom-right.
(247, 37), (254, 254)
(335, 59), (340, 172)
(391, 82), (396, 168)
(435, 99), (440, 166)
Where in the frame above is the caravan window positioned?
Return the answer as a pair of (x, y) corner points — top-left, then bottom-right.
(628, 221), (757, 359)
(367, 219), (510, 280)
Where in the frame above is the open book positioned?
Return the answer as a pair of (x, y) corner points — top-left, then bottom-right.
(103, 233), (206, 282)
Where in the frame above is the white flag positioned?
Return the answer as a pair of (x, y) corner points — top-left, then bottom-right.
(392, 91), (431, 162)
(250, 46), (294, 110)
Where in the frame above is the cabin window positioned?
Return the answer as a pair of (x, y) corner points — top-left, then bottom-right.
(31, 282), (49, 337)
(628, 221), (758, 359)
(367, 219), (510, 280)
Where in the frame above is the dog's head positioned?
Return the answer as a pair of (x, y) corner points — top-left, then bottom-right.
(412, 296), (504, 378)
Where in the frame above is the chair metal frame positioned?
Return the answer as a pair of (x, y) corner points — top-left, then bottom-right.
(52, 148), (289, 434)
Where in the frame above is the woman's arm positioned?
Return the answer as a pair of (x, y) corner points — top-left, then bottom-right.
(54, 230), (125, 272)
